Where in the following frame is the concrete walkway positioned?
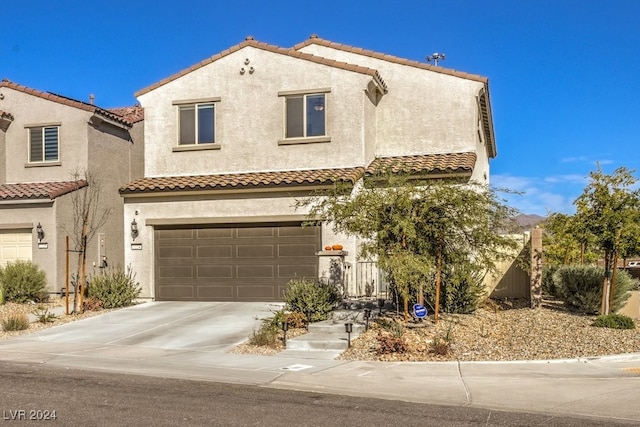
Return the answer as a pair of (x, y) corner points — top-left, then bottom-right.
(2, 302), (640, 423)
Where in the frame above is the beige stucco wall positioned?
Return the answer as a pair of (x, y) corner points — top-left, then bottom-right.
(298, 44), (489, 182)
(0, 87), (90, 183)
(138, 45), (377, 178)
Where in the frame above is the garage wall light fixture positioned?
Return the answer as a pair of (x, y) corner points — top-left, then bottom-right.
(36, 223), (45, 242)
(131, 219), (139, 241)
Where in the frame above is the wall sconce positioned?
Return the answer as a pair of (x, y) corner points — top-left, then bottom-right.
(131, 218), (139, 241)
(36, 223), (45, 242)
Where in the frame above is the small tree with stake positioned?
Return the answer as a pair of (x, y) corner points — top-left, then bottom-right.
(64, 170), (111, 314)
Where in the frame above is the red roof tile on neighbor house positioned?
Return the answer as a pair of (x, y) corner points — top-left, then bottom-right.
(119, 168), (365, 195)
(0, 79), (134, 127)
(135, 37), (387, 97)
(294, 35), (488, 84)
(108, 106), (144, 123)
(365, 152), (477, 176)
(0, 181), (88, 201)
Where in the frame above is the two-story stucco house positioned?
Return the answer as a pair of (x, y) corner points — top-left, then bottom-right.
(0, 79), (144, 294)
(119, 35), (496, 302)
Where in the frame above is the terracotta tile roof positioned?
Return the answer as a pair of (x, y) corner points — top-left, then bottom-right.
(135, 36), (387, 97)
(119, 167), (365, 195)
(0, 180), (88, 201)
(294, 35), (488, 84)
(365, 152), (477, 176)
(108, 106), (144, 123)
(0, 79), (134, 127)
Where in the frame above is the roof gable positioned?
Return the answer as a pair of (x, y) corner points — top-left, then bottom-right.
(294, 35), (489, 83)
(294, 35), (497, 158)
(135, 36), (388, 97)
(0, 79), (134, 127)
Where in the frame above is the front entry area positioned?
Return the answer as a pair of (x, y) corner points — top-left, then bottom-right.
(154, 222), (320, 301)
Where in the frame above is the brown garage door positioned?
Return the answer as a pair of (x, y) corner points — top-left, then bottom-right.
(154, 222), (320, 301)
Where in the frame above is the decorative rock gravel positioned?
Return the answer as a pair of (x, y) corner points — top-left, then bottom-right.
(339, 301), (640, 362)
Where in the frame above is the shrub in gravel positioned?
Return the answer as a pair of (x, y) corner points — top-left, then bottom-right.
(542, 265), (560, 299)
(437, 264), (486, 314)
(284, 311), (308, 329)
(82, 297), (103, 312)
(0, 260), (47, 303)
(593, 313), (636, 330)
(284, 278), (340, 322)
(375, 331), (408, 355)
(1, 313), (30, 331)
(87, 266), (140, 309)
(553, 265), (634, 314)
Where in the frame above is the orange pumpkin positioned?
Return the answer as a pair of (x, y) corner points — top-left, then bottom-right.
(324, 245), (332, 251)
(331, 244), (343, 251)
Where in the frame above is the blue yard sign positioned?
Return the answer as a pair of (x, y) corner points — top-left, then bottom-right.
(413, 304), (427, 319)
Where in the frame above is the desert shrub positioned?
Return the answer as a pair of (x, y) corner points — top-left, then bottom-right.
(82, 297), (103, 312)
(87, 266), (140, 309)
(0, 260), (47, 303)
(1, 314), (30, 331)
(593, 313), (636, 330)
(284, 278), (340, 322)
(375, 331), (408, 355)
(553, 265), (634, 314)
(285, 311), (308, 329)
(249, 310), (287, 347)
(430, 323), (455, 356)
(542, 265), (560, 298)
(0, 285), (5, 305)
(31, 306), (57, 323)
(437, 264), (487, 314)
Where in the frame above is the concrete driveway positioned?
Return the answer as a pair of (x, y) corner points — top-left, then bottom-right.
(17, 301), (283, 352)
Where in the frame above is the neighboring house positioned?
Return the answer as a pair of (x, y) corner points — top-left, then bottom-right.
(119, 35), (497, 302)
(0, 79), (144, 294)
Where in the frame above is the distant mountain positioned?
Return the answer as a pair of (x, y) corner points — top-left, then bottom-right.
(514, 214), (546, 230)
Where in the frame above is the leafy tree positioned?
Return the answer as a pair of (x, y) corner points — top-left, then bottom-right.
(297, 172), (520, 322)
(542, 213), (598, 266)
(573, 166), (640, 314)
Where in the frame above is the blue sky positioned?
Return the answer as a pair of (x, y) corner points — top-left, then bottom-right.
(2, 1), (638, 216)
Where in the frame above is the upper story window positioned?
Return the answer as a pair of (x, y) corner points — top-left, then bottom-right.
(29, 126), (59, 163)
(285, 93), (326, 138)
(178, 103), (215, 145)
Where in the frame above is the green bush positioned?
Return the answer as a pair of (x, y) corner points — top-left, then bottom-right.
(0, 260), (47, 303)
(87, 266), (141, 308)
(0, 285), (5, 305)
(553, 265), (634, 314)
(542, 265), (560, 298)
(593, 313), (636, 329)
(437, 264), (487, 314)
(1, 314), (30, 331)
(284, 278), (340, 322)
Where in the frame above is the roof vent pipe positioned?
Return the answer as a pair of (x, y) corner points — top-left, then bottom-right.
(89, 94), (95, 105)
